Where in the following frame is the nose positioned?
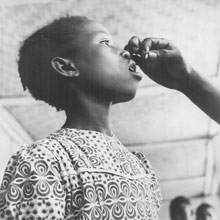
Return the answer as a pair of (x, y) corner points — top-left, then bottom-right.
(120, 50), (131, 60)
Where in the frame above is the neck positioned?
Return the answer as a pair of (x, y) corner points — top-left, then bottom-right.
(62, 93), (113, 136)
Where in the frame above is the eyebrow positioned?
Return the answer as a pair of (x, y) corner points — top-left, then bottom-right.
(96, 30), (109, 35)
(92, 30), (111, 39)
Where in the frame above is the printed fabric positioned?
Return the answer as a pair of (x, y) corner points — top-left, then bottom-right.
(0, 128), (162, 220)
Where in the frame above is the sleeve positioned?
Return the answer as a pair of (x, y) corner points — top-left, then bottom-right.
(132, 151), (162, 211)
(0, 144), (66, 220)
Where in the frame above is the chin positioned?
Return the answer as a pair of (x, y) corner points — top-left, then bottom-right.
(112, 90), (137, 104)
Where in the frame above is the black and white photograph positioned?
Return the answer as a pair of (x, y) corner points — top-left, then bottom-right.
(0, 0), (220, 219)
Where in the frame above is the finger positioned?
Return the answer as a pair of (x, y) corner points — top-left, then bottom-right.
(148, 49), (179, 61)
(148, 49), (168, 60)
(140, 38), (174, 57)
(124, 36), (141, 54)
(124, 45), (129, 51)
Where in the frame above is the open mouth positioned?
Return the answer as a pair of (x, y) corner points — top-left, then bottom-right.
(128, 61), (142, 80)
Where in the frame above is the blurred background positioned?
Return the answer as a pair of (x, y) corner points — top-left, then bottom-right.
(0, 0), (220, 219)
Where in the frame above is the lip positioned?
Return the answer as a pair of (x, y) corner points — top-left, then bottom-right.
(128, 60), (142, 81)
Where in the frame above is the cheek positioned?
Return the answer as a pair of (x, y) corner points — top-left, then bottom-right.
(91, 47), (121, 69)
(77, 47), (137, 92)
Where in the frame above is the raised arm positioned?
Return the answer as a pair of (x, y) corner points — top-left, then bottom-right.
(180, 68), (220, 123)
(125, 37), (220, 124)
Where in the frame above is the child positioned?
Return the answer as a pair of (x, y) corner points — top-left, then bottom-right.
(3, 13), (217, 220)
(196, 203), (217, 220)
(169, 196), (194, 220)
(0, 16), (162, 220)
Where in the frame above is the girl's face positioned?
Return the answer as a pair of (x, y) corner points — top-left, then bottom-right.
(72, 21), (142, 103)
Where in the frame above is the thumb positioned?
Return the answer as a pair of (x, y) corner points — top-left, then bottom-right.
(147, 49), (179, 60)
(147, 49), (170, 60)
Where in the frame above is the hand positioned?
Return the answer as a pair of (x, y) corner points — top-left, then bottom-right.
(124, 36), (192, 92)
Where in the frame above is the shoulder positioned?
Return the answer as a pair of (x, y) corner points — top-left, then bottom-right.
(1, 136), (64, 189)
(132, 151), (162, 210)
(1, 137), (62, 186)
(132, 151), (158, 182)
(0, 137), (66, 219)
(16, 132), (72, 164)
(132, 151), (153, 171)
(19, 137), (58, 159)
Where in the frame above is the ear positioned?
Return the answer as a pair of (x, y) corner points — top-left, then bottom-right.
(51, 57), (79, 78)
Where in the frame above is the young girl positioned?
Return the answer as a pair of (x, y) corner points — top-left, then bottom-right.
(1, 13), (219, 220)
(0, 16), (162, 220)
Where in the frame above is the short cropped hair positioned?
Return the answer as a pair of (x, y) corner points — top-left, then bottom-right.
(196, 203), (214, 216)
(18, 15), (89, 111)
(170, 196), (191, 220)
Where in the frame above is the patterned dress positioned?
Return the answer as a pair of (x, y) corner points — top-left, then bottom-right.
(0, 128), (162, 220)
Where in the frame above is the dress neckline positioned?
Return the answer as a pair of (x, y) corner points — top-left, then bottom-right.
(58, 127), (115, 139)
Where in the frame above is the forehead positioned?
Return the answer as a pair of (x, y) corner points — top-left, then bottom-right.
(78, 21), (112, 41)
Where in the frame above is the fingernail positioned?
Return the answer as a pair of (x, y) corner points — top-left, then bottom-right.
(149, 51), (157, 59)
(132, 53), (141, 58)
(145, 53), (149, 59)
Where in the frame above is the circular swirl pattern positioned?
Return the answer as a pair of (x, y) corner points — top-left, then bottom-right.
(125, 201), (136, 218)
(89, 156), (101, 166)
(34, 160), (48, 176)
(53, 181), (65, 198)
(145, 201), (153, 218)
(84, 185), (97, 203)
(36, 180), (50, 196)
(76, 159), (86, 168)
(91, 207), (102, 220)
(102, 205), (110, 220)
(1, 173), (13, 189)
(23, 181), (34, 198)
(65, 196), (72, 214)
(122, 162), (132, 175)
(137, 201), (145, 217)
(18, 161), (31, 177)
(72, 190), (84, 208)
(74, 137), (87, 146)
(96, 184), (106, 201)
(116, 152), (126, 162)
(68, 147), (79, 159)
(120, 181), (130, 198)
(7, 184), (21, 202)
(108, 182), (119, 199)
(112, 203), (124, 219)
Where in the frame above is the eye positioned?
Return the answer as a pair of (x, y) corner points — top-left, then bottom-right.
(100, 40), (110, 46)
